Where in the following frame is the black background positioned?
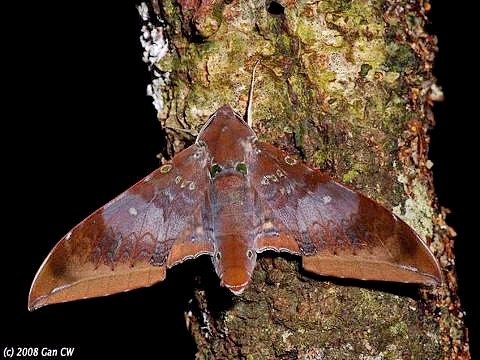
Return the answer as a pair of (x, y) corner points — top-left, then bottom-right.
(2, 1), (476, 358)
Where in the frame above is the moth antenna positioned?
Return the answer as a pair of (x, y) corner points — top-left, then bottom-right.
(246, 60), (260, 128)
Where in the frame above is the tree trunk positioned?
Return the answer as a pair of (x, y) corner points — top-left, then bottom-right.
(138, 0), (470, 358)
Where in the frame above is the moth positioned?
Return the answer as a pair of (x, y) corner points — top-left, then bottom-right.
(29, 104), (441, 311)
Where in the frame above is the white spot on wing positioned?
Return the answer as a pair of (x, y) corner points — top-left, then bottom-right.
(241, 139), (253, 153)
(65, 231), (72, 240)
(284, 155), (297, 165)
(129, 207), (138, 216)
(397, 264), (419, 272)
(262, 221), (274, 230)
(322, 195), (332, 205)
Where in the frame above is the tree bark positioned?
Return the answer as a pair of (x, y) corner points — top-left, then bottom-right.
(138, 0), (470, 358)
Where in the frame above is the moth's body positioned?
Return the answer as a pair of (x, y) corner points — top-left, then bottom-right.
(29, 105), (442, 311)
(200, 107), (258, 294)
(211, 170), (257, 294)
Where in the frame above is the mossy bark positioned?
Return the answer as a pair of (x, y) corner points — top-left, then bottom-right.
(138, 0), (469, 358)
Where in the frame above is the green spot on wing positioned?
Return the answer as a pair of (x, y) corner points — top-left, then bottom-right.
(235, 162), (248, 175)
(210, 164), (222, 178)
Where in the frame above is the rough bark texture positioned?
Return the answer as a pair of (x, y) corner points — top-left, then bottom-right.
(137, 0), (470, 358)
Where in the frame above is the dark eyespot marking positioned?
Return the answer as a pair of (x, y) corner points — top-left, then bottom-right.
(210, 164), (222, 178)
(246, 249), (254, 259)
(235, 162), (248, 175)
(215, 252), (222, 261)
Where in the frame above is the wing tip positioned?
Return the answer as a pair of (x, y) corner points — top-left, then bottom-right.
(27, 300), (42, 312)
(27, 291), (48, 312)
(28, 270), (55, 311)
(28, 255), (53, 311)
(28, 272), (43, 311)
(410, 269), (442, 287)
(424, 262), (443, 287)
(414, 241), (443, 286)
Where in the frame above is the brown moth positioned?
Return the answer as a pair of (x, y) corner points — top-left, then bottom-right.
(29, 104), (441, 311)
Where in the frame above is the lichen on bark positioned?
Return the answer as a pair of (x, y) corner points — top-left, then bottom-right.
(138, 0), (469, 358)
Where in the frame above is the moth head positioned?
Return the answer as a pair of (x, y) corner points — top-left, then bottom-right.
(196, 105), (257, 165)
(212, 235), (257, 295)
